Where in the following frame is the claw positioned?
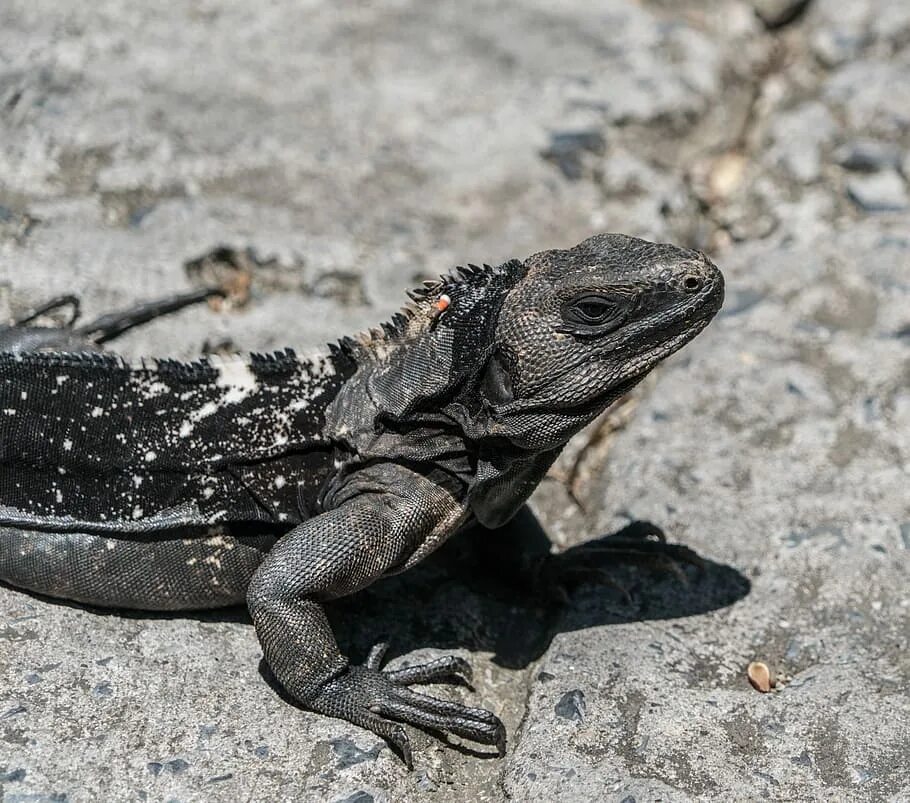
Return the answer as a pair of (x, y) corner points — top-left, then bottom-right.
(387, 723), (413, 770)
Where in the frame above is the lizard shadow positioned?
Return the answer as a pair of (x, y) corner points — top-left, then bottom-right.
(326, 506), (751, 672)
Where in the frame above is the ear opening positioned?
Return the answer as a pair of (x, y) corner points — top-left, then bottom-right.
(480, 347), (515, 406)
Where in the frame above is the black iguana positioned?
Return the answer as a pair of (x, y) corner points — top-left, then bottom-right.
(0, 234), (723, 766)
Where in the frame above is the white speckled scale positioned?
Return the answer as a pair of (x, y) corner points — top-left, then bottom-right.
(0, 349), (351, 531)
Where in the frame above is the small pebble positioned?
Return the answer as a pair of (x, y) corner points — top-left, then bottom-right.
(836, 140), (901, 173)
(554, 689), (587, 722)
(748, 661), (773, 693)
(752, 0), (809, 28)
(847, 171), (909, 213)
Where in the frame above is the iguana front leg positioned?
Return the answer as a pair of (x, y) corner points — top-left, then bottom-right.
(246, 466), (506, 767)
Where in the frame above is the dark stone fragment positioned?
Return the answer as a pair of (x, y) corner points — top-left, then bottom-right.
(330, 738), (382, 769)
(335, 793), (374, 803)
(3, 768), (26, 781)
(165, 759), (190, 775)
(836, 141), (901, 173)
(791, 749), (813, 766)
(752, 0), (811, 29)
(554, 689), (587, 722)
(541, 130), (606, 180)
(415, 770), (437, 792)
(720, 288), (763, 317)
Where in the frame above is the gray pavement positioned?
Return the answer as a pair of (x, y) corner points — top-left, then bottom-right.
(0, 1), (908, 800)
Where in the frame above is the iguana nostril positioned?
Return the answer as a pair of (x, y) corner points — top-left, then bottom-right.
(683, 275), (702, 293)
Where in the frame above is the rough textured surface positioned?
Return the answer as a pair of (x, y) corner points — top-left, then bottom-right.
(0, 0), (908, 801)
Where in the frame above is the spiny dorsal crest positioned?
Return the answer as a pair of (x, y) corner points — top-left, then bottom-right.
(338, 258), (525, 356)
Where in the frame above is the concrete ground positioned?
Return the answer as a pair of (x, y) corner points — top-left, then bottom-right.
(0, 0), (908, 800)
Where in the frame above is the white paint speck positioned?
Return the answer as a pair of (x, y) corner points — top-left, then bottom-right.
(144, 450), (157, 462)
(213, 356), (259, 405)
(63, 438), (73, 451)
(91, 406), (104, 418)
(274, 476), (286, 489)
(137, 380), (169, 399)
(190, 401), (219, 422)
(310, 356), (336, 379)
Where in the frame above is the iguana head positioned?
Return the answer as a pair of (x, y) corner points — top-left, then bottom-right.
(334, 233), (722, 458)
(477, 232), (724, 450)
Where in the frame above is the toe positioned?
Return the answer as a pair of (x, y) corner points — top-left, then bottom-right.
(385, 655), (473, 686)
(365, 642), (390, 670)
(397, 686), (502, 726)
(374, 696), (505, 749)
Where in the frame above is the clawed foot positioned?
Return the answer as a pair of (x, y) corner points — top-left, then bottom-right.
(540, 520), (705, 602)
(306, 643), (506, 768)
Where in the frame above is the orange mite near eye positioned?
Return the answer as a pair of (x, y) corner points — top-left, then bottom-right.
(434, 295), (451, 312)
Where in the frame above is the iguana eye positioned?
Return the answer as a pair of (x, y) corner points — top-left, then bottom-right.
(562, 294), (629, 332)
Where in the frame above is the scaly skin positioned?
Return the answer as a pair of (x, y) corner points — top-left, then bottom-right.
(0, 234), (723, 766)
